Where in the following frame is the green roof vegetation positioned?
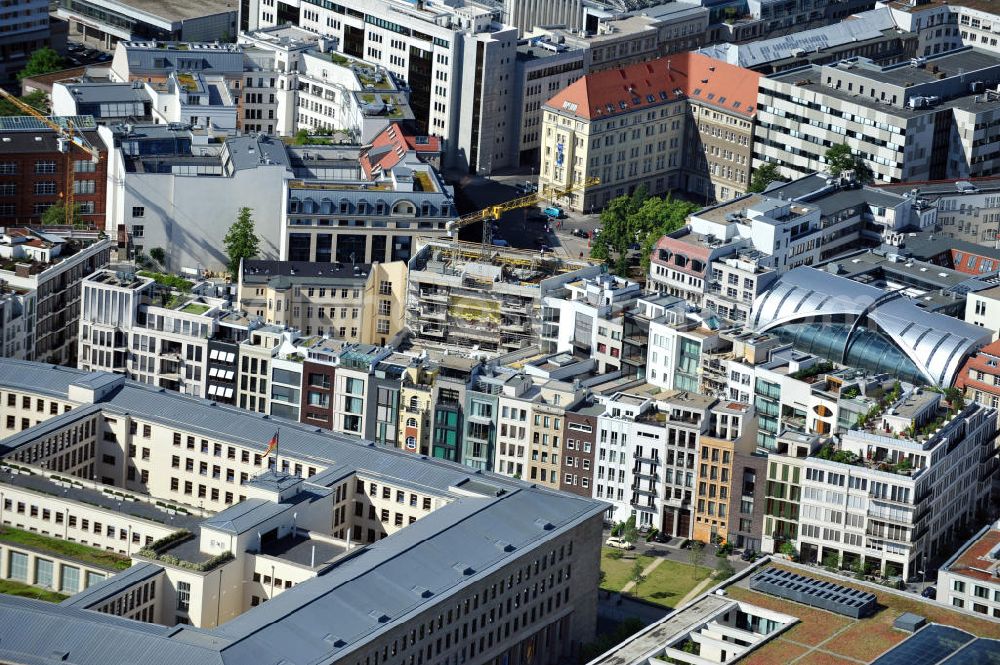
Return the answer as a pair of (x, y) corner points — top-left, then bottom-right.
(412, 170), (435, 192)
(0, 527), (131, 571)
(0, 578), (68, 603)
(181, 302), (210, 315)
(138, 271), (193, 293)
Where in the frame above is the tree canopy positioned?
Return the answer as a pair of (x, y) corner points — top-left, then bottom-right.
(18, 48), (64, 81)
(0, 90), (48, 117)
(590, 186), (699, 277)
(748, 162), (785, 193)
(40, 202), (85, 227)
(224, 207), (260, 277)
(825, 143), (874, 183)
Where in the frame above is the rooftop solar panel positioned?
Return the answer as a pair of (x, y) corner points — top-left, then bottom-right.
(938, 637), (1000, 665)
(871, 625), (976, 665)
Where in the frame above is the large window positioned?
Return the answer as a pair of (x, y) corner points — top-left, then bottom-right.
(35, 558), (54, 588)
(61, 565), (80, 593)
(177, 580), (191, 611)
(7, 551), (27, 582)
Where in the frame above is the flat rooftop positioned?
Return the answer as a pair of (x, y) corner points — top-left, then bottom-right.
(259, 534), (346, 569)
(942, 523), (1000, 584)
(728, 562), (1000, 664)
(97, 0), (236, 23)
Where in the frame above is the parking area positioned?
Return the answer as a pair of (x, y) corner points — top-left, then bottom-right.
(63, 41), (113, 69)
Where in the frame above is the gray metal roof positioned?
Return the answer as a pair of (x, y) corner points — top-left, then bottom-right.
(60, 562), (164, 609)
(61, 82), (151, 105)
(751, 267), (991, 386)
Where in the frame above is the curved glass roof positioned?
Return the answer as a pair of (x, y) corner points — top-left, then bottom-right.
(752, 267), (990, 386)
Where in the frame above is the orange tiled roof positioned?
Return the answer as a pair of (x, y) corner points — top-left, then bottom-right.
(545, 52), (760, 121)
(948, 527), (1000, 583)
(955, 339), (1000, 393)
(360, 122), (441, 180)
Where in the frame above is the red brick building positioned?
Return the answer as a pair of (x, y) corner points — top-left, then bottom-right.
(0, 118), (108, 229)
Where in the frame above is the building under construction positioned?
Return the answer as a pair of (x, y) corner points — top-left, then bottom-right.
(406, 239), (603, 354)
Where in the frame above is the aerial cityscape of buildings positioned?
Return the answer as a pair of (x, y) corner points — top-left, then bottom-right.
(1, 0), (1000, 662)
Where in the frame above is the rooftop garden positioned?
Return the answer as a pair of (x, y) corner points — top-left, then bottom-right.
(855, 381), (902, 429)
(137, 530), (234, 573)
(790, 361), (834, 381)
(412, 170), (435, 192)
(138, 270), (193, 293)
(0, 527), (131, 571)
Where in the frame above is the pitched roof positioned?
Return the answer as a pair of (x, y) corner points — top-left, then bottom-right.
(360, 123), (442, 179)
(545, 52), (761, 121)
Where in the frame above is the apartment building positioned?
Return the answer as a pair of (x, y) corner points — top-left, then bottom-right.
(0, 116), (108, 228)
(795, 393), (998, 580)
(955, 339), (1000, 409)
(755, 47), (1000, 183)
(0, 358), (605, 664)
(561, 399), (602, 498)
(937, 519), (1000, 619)
(541, 273), (642, 366)
(406, 239), (602, 355)
(253, 0), (518, 174)
(238, 259), (407, 344)
(691, 403), (750, 543)
(538, 53), (760, 212)
(55, 0), (236, 51)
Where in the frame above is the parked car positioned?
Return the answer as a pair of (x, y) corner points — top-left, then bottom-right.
(491, 239), (508, 247)
(605, 537), (634, 550)
(740, 549), (757, 561)
(921, 586), (937, 599)
(652, 532), (671, 544)
(542, 206), (563, 219)
(571, 228), (587, 238)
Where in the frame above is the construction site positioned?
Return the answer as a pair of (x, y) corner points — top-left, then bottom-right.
(406, 239), (603, 354)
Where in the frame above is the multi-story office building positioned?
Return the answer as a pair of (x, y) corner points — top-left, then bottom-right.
(252, 0), (519, 174)
(0, 0), (53, 90)
(238, 259), (407, 345)
(755, 47), (1000, 183)
(698, 7), (917, 75)
(0, 358), (605, 663)
(101, 122), (455, 273)
(55, 0), (237, 51)
(284, 153), (454, 265)
(539, 53), (760, 211)
(0, 115), (108, 228)
(406, 240), (602, 355)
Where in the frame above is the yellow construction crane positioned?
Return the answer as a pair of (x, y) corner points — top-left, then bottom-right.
(446, 176), (599, 253)
(0, 88), (101, 227)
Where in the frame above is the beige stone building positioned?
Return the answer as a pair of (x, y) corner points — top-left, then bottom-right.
(538, 53), (760, 211)
(238, 259), (407, 345)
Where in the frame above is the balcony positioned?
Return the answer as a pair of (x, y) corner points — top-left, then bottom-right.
(421, 308), (447, 322)
(420, 291), (448, 303)
(629, 498), (657, 512)
(631, 484), (658, 496)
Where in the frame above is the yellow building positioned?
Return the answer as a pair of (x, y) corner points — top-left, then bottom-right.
(693, 435), (735, 543)
(238, 259), (407, 345)
(539, 53), (760, 211)
(398, 366), (437, 455)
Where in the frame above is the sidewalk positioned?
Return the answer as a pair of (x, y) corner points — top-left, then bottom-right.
(620, 557), (666, 594)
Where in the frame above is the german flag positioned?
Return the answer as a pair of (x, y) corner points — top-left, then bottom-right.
(264, 431), (279, 458)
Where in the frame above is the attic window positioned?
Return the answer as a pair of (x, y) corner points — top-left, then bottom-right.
(718, 96), (726, 104)
(606, 104), (614, 113)
(619, 101), (627, 110)
(646, 94), (655, 103)
(733, 101), (742, 109)
(693, 88), (702, 96)
(707, 93), (715, 100)
(562, 101), (578, 112)
(659, 91), (668, 100)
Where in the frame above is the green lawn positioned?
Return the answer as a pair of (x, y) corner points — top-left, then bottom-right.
(0, 578), (68, 603)
(631, 558), (714, 607)
(600, 547), (652, 591)
(0, 527), (131, 571)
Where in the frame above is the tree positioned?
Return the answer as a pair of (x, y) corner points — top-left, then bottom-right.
(688, 541), (706, 573)
(748, 162), (784, 193)
(715, 557), (735, 580)
(590, 190), (698, 277)
(629, 560), (647, 592)
(0, 90), (48, 116)
(149, 247), (166, 266)
(620, 515), (639, 545)
(18, 48), (64, 81)
(40, 202), (84, 226)
(224, 207), (260, 277)
(825, 143), (874, 183)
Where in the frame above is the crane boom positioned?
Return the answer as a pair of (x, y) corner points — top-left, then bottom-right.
(0, 89), (101, 227)
(447, 176), (599, 235)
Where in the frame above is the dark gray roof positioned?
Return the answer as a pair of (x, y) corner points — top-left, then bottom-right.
(202, 486), (328, 535)
(60, 562), (164, 609)
(241, 259), (374, 287)
(768, 175), (905, 216)
(224, 135), (290, 171)
(0, 359), (607, 665)
(898, 234), (1000, 261)
(62, 82), (151, 105)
